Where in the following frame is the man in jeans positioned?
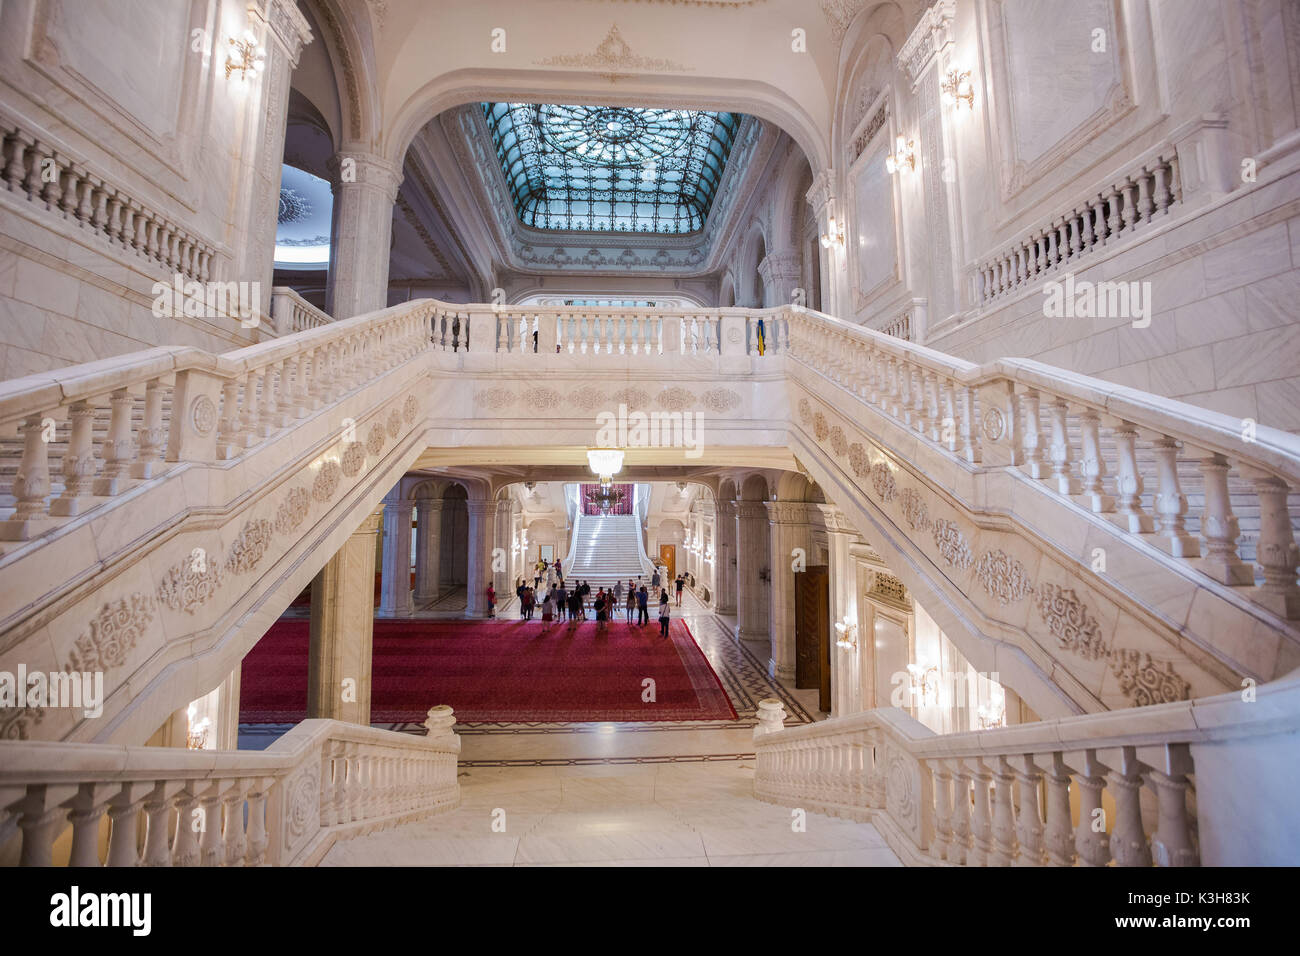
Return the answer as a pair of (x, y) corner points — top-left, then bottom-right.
(636, 585), (649, 626)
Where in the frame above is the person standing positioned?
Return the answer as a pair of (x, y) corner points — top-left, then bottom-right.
(636, 585), (649, 626)
(658, 590), (671, 638)
(625, 585), (637, 623)
(486, 583), (496, 619)
(613, 580), (623, 607)
(651, 567), (661, 590)
(675, 574), (685, 606)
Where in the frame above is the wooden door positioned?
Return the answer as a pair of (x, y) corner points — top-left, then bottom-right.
(795, 565), (831, 712)
(658, 544), (676, 582)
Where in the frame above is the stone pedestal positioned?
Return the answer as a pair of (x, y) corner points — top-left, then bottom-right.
(308, 509), (383, 724)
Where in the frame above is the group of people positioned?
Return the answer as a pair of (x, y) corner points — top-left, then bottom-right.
(508, 573), (676, 637)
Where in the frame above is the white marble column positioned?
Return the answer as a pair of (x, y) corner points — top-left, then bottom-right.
(820, 505), (861, 718)
(465, 499), (495, 618)
(326, 151), (403, 319)
(715, 499), (737, 614)
(735, 500), (770, 648)
(377, 496), (414, 618)
(236, 0), (313, 301)
(413, 497), (443, 605)
(766, 501), (813, 681)
(308, 509), (383, 724)
(494, 498), (514, 601)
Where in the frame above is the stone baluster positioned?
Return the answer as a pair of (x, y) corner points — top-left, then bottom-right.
(1067, 211), (1081, 257)
(65, 785), (112, 866)
(1196, 453), (1252, 584)
(898, 361), (912, 424)
(910, 367), (928, 433)
(1009, 755), (1046, 866)
(347, 742), (365, 823)
(1072, 752), (1110, 866)
(1044, 222), (1058, 270)
(1137, 170), (1154, 223)
(51, 400), (97, 516)
(1021, 389), (1047, 478)
(191, 783), (221, 866)
(967, 760), (994, 866)
(1121, 180), (1138, 232)
(217, 376), (243, 459)
(1153, 161), (1172, 214)
(1112, 421), (1153, 532)
(931, 762), (952, 862)
(172, 790), (202, 868)
(141, 784), (182, 866)
(15, 799), (65, 867)
(1079, 202), (1094, 251)
(131, 378), (167, 478)
(939, 379), (958, 452)
(1078, 409), (1114, 512)
(4, 131), (32, 191)
(245, 784), (270, 865)
(223, 784), (249, 866)
(1248, 472), (1300, 618)
(1106, 749), (1152, 867)
(947, 761), (971, 864)
(1151, 436), (1199, 557)
(959, 385), (980, 464)
(989, 757), (1018, 866)
(1042, 754), (1076, 866)
(1148, 744), (1199, 867)
(320, 745), (340, 827)
(92, 388), (137, 496)
(1047, 398), (1081, 495)
(239, 371), (261, 446)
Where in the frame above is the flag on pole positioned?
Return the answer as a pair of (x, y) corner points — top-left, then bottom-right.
(756, 318), (766, 355)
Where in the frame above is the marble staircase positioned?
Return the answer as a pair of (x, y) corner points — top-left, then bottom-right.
(565, 513), (654, 593)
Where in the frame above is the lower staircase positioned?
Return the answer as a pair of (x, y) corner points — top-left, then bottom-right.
(564, 513), (654, 593)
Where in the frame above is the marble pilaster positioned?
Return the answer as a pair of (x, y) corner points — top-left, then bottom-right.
(377, 497), (414, 618)
(414, 498), (444, 604)
(326, 152), (404, 319)
(308, 509), (383, 724)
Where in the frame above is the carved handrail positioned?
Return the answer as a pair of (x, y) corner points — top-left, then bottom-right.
(0, 298), (436, 540)
(784, 303), (1300, 620)
(270, 287), (332, 334)
(0, 707), (460, 867)
(752, 673), (1300, 866)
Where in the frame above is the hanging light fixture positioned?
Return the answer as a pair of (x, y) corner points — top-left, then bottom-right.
(834, 615), (858, 650)
(586, 448), (624, 480)
(225, 28), (267, 82)
(886, 136), (916, 174)
(819, 215), (845, 249)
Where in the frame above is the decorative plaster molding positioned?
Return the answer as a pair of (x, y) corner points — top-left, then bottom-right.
(535, 24), (695, 81)
(67, 595), (155, 673)
(897, 0), (956, 86)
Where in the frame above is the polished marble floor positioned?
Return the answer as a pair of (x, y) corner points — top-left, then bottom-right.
(320, 760), (900, 867)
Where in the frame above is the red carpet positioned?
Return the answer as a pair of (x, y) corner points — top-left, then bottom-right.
(240, 617), (737, 723)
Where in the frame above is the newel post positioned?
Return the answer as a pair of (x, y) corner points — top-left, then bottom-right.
(974, 379), (1023, 466)
(166, 368), (225, 462)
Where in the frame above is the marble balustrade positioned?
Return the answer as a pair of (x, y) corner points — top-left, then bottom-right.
(270, 287), (333, 335)
(753, 671), (1300, 867)
(0, 707), (461, 867)
(0, 109), (217, 285)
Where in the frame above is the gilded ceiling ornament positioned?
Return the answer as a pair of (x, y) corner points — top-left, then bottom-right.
(535, 24), (695, 82)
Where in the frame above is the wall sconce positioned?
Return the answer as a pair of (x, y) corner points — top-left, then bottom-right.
(834, 615), (857, 650)
(186, 703), (211, 750)
(906, 662), (940, 706)
(941, 66), (975, 111)
(225, 29), (267, 82)
(885, 136), (916, 174)
(977, 701), (1006, 729)
(819, 216), (845, 250)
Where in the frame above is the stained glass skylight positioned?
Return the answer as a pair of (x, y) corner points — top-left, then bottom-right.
(482, 103), (741, 234)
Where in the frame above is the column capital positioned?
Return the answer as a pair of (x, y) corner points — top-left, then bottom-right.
(806, 169), (836, 217)
(736, 500), (768, 519)
(327, 151), (404, 203)
(816, 503), (858, 535)
(765, 500), (815, 525)
(466, 498), (497, 517)
(385, 499), (414, 517)
(251, 0), (314, 67)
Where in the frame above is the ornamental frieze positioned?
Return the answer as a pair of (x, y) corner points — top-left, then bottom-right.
(930, 519), (972, 570)
(67, 594), (155, 672)
(157, 553), (224, 615)
(1036, 583), (1108, 660)
(311, 461), (342, 502)
(225, 518), (275, 575)
(274, 487), (312, 536)
(974, 549), (1034, 606)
